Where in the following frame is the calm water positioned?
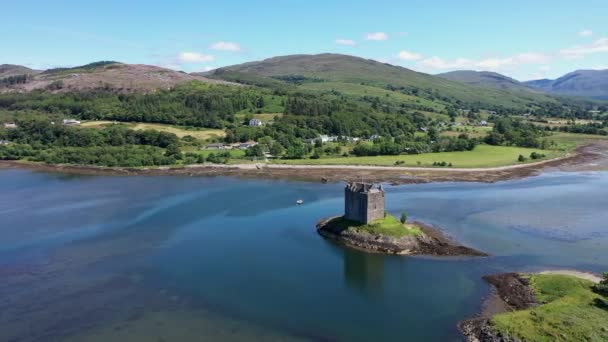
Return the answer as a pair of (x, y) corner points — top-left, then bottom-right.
(1, 169), (607, 341)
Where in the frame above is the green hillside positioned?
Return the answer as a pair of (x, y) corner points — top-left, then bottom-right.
(208, 53), (562, 111)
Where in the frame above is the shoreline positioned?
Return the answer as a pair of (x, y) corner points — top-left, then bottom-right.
(459, 270), (604, 341)
(1, 142), (606, 184)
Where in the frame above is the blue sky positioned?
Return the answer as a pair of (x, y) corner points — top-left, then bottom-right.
(3, 0), (607, 80)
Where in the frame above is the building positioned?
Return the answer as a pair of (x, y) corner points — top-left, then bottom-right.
(319, 135), (339, 143)
(344, 182), (385, 224)
(239, 141), (258, 149)
(63, 119), (81, 126)
(206, 143), (226, 150)
(479, 120), (488, 126)
(249, 118), (263, 127)
(0, 140), (10, 145)
(3, 122), (17, 129)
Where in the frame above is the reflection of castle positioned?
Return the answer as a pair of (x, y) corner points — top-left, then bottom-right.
(344, 183), (385, 224)
(343, 249), (385, 296)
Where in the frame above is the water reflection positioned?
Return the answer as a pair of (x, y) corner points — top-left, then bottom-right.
(343, 249), (385, 298)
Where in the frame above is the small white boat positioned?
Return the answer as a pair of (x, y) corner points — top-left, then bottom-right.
(296, 199), (304, 205)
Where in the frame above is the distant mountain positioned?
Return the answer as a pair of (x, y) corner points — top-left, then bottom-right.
(524, 70), (608, 99)
(206, 53), (561, 110)
(437, 70), (532, 91)
(523, 78), (554, 89)
(0, 64), (40, 78)
(0, 62), (233, 93)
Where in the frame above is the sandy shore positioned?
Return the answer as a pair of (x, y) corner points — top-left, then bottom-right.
(539, 270), (602, 283)
(1, 141), (607, 184)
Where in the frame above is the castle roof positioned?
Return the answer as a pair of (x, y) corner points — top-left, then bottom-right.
(346, 182), (384, 193)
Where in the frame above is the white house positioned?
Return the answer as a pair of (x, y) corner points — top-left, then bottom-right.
(249, 118), (263, 127)
(0, 140), (10, 145)
(3, 122), (17, 129)
(479, 120), (489, 126)
(239, 141), (258, 149)
(63, 119), (81, 126)
(205, 143), (227, 150)
(319, 135), (339, 143)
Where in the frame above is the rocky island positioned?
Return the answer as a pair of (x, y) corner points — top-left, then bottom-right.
(316, 182), (487, 256)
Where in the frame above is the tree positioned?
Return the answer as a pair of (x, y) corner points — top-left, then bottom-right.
(165, 144), (181, 158)
(269, 143), (284, 157)
(245, 144), (265, 157)
(518, 154), (526, 162)
(400, 213), (408, 224)
(592, 272), (608, 296)
(285, 142), (307, 159)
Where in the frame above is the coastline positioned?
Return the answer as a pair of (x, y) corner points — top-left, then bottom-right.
(1, 142), (605, 184)
(459, 270), (604, 342)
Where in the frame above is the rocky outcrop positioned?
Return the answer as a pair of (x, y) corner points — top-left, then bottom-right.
(316, 217), (487, 256)
(459, 273), (539, 342)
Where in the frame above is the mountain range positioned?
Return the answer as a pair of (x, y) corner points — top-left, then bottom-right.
(524, 70), (608, 99)
(1, 54), (606, 108)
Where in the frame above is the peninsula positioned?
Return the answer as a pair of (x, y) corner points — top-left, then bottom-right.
(460, 271), (608, 341)
(316, 182), (487, 256)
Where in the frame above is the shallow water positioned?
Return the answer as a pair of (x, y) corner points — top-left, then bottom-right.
(1, 169), (607, 341)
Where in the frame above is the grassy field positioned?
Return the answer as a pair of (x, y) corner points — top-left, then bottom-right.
(198, 149), (246, 158)
(492, 274), (608, 341)
(442, 125), (493, 138)
(328, 215), (422, 238)
(272, 145), (561, 168)
(546, 132), (608, 151)
(234, 113), (283, 122)
(80, 121), (226, 140)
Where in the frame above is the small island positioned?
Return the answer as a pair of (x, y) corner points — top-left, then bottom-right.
(460, 271), (608, 341)
(316, 182), (487, 256)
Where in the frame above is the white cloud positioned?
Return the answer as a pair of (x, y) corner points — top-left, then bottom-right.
(160, 63), (182, 71)
(335, 39), (356, 46)
(516, 52), (551, 64)
(210, 41), (242, 52)
(420, 57), (475, 70)
(177, 52), (215, 63)
(559, 37), (608, 58)
(419, 53), (551, 72)
(398, 50), (423, 61)
(365, 32), (388, 41)
(579, 29), (593, 37)
(194, 66), (215, 72)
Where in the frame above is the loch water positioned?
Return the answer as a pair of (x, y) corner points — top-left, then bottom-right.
(1, 169), (607, 341)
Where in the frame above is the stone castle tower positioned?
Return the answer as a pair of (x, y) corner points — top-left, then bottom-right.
(344, 182), (385, 224)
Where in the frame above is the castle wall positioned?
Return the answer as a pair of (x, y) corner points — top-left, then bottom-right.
(344, 188), (366, 222)
(365, 191), (385, 223)
(344, 183), (385, 224)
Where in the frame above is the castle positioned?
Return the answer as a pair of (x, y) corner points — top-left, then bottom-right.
(344, 182), (385, 224)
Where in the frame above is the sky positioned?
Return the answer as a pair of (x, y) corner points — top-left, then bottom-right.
(3, 0), (607, 81)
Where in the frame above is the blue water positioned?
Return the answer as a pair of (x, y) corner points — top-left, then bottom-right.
(1, 169), (607, 341)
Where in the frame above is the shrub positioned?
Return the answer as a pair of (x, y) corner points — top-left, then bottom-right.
(400, 213), (408, 224)
(518, 154), (527, 162)
(530, 152), (546, 160)
(593, 272), (608, 296)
